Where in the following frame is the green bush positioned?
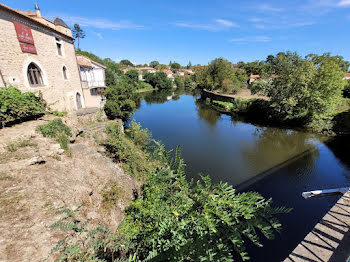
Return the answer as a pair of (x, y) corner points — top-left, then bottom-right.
(37, 119), (72, 156)
(37, 119), (71, 138)
(104, 82), (136, 122)
(0, 86), (46, 124)
(175, 76), (185, 89)
(51, 141), (291, 262)
(144, 72), (173, 89)
(126, 120), (152, 148)
(136, 81), (153, 91)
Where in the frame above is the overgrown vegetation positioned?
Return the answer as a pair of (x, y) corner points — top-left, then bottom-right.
(37, 119), (72, 156)
(104, 82), (137, 122)
(51, 122), (291, 261)
(0, 86), (46, 126)
(144, 71), (173, 89)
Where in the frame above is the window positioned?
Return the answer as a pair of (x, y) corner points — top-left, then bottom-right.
(90, 88), (98, 96)
(56, 43), (62, 56)
(27, 63), (43, 87)
(63, 66), (68, 80)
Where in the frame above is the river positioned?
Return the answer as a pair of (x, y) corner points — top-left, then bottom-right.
(133, 89), (350, 262)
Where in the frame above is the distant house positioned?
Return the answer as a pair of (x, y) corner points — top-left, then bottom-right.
(177, 71), (185, 76)
(248, 74), (261, 85)
(344, 73), (350, 80)
(161, 69), (174, 79)
(76, 55), (106, 108)
(183, 69), (194, 75)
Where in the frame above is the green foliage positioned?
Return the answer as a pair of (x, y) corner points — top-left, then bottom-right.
(175, 76), (185, 89)
(72, 24), (85, 49)
(126, 120), (152, 148)
(125, 70), (139, 85)
(0, 86), (46, 124)
(198, 58), (247, 91)
(51, 111), (67, 117)
(144, 72), (173, 89)
(251, 52), (346, 124)
(52, 123), (291, 262)
(149, 61), (159, 68)
(184, 77), (193, 88)
(170, 62), (181, 71)
(101, 182), (122, 208)
(104, 123), (155, 179)
(37, 119), (72, 156)
(135, 82), (153, 92)
(104, 82), (137, 122)
(120, 59), (134, 67)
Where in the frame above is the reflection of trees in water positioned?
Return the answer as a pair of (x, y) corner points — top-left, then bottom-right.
(143, 89), (174, 104)
(195, 99), (222, 126)
(241, 127), (319, 178)
(326, 136), (350, 170)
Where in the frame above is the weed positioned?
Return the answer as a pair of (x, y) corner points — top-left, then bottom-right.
(6, 139), (37, 152)
(101, 182), (122, 208)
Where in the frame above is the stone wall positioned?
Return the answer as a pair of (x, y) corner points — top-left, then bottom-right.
(0, 8), (85, 112)
(201, 89), (236, 103)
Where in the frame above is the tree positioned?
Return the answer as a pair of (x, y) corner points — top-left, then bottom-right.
(184, 77), (192, 88)
(198, 58), (247, 91)
(72, 24), (85, 50)
(125, 69), (139, 85)
(149, 61), (160, 68)
(187, 61), (192, 69)
(174, 76), (185, 89)
(170, 62), (181, 71)
(120, 59), (134, 67)
(104, 82), (136, 121)
(144, 72), (173, 89)
(252, 52), (346, 124)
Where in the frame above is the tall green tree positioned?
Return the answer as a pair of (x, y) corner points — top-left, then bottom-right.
(149, 61), (160, 68)
(171, 62), (181, 71)
(125, 69), (139, 85)
(252, 52), (346, 123)
(72, 24), (85, 50)
(144, 72), (173, 89)
(104, 82), (136, 121)
(120, 59), (134, 67)
(199, 58), (247, 91)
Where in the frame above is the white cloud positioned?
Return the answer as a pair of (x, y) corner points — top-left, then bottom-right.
(55, 15), (144, 30)
(173, 19), (239, 31)
(338, 0), (350, 6)
(229, 36), (272, 42)
(96, 33), (103, 39)
(258, 4), (284, 12)
(215, 19), (239, 27)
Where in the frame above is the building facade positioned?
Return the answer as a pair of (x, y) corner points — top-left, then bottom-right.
(77, 55), (106, 108)
(0, 3), (85, 111)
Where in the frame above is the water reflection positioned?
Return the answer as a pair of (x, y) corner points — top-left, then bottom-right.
(195, 99), (221, 126)
(132, 91), (350, 262)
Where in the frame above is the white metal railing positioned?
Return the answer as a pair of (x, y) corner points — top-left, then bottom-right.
(81, 80), (106, 89)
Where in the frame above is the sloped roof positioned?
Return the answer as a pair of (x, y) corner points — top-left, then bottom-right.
(0, 3), (73, 39)
(54, 17), (69, 28)
(250, 74), (260, 78)
(346, 73), (350, 77)
(76, 55), (107, 69)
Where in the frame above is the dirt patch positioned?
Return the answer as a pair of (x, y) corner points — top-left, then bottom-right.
(0, 115), (138, 262)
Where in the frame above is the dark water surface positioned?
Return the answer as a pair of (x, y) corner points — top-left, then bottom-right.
(133, 90), (350, 262)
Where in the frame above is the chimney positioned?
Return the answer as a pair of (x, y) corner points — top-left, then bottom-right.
(35, 2), (41, 17)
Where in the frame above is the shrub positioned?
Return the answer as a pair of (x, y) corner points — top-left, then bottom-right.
(126, 120), (152, 148)
(136, 81), (153, 91)
(104, 82), (136, 121)
(175, 76), (185, 89)
(144, 72), (173, 89)
(37, 119), (71, 138)
(37, 119), (72, 156)
(0, 86), (46, 125)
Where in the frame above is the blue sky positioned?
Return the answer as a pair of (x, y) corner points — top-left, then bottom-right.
(5, 0), (350, 65)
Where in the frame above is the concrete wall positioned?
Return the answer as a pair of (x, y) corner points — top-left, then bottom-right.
(0, 9), (85, 112)
(82, 88), (104, 108)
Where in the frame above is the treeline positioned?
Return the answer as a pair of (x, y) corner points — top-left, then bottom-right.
(192, 52), (350, 133)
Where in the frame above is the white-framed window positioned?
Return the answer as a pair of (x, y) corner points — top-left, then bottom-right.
(27, 63), (44, 87)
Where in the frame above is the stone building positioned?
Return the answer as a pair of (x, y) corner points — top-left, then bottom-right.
(76, 55), (106, 108)
(0, 3), (86, 111)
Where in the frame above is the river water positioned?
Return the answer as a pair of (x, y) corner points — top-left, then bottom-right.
(133, 89), (350, 262)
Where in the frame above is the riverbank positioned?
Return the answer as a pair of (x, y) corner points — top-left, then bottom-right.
(201, 89), (350, 136)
